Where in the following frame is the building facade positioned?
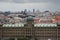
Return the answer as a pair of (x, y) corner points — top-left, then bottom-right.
(0, 16), (60, 40)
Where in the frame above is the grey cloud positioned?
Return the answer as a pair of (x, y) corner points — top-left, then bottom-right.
(0, 0), (13, 2)
(0, 0), (60, 3)
(12, 0), (60, 4)
(0, 0), (5, 1)
(0, 0), (60, 6)
(12, 0), (25, 3)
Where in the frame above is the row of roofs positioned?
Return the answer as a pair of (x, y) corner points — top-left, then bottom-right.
(0, 10), (60, 25)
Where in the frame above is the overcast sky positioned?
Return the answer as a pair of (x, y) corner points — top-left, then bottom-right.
(0, 0), (60, 12)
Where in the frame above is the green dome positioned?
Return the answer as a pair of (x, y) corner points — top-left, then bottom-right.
(27, 16), (34, 21)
